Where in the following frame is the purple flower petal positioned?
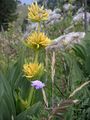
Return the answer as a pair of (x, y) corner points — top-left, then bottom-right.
(31, 80), (45, 90)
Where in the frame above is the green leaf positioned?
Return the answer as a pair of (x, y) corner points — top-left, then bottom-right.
(72, 44), (86, 60)
(0, 71), (16, 120)
(16, 102), (42, 120)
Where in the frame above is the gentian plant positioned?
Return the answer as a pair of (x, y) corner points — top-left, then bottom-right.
(23, 2), (51, 108)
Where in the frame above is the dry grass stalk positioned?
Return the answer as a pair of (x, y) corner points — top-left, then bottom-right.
(51, 51), (56, 107)
(48, 99), (78, 120)
(69, 81), (90, 98)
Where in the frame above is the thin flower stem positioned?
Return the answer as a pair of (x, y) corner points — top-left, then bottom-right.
(28, 87), (34, 106)
(42, 88), (48, 107)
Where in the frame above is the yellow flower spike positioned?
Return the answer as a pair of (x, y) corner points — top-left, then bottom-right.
(25, 31), (51, 50)
(23, 63), (44, 80)
(28, 2), (49, 22)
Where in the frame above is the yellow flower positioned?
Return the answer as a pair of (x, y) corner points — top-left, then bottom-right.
(23, 63), (44, 79)
(28, 2), (48, 22)
(25, 32), (51, 50)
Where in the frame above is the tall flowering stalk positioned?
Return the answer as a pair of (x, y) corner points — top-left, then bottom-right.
(23, 2), (51, 107)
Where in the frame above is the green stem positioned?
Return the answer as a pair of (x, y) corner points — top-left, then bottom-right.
(34, 50), (39, 63)
(28, 87), (34, 106)
(38, 22), (40, 32)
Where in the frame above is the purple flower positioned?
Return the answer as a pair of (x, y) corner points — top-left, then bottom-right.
(31, 80), (45, 89)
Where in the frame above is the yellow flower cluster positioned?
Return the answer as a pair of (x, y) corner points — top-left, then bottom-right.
(23, 2), (51, 80)
(25, 31), (51, 50)
(23, 63), (44, 79)
(28, 2), (48, 22)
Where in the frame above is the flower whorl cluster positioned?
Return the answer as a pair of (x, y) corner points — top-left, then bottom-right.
(25, 31), (51, 50)
(28, 2), (48, 22)
(23, 63), (44, 80)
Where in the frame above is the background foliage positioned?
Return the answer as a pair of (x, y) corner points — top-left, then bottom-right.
(0, 0), (20, 30)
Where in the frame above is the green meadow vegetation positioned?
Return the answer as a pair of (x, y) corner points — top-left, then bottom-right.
(0, 0), (90, 120)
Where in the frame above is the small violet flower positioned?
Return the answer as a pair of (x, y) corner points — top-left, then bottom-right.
(31, 80), (45, 90)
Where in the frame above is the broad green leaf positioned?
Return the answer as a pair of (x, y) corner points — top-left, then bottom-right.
(16, 102), (42, 120)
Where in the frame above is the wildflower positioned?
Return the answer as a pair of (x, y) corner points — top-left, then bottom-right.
(23, 63), (44, 79)
(28, 2), (48, 22)
(31, 80), (45, 89)
(31, 80), (48, 106)
(25, 31), (51, 50)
